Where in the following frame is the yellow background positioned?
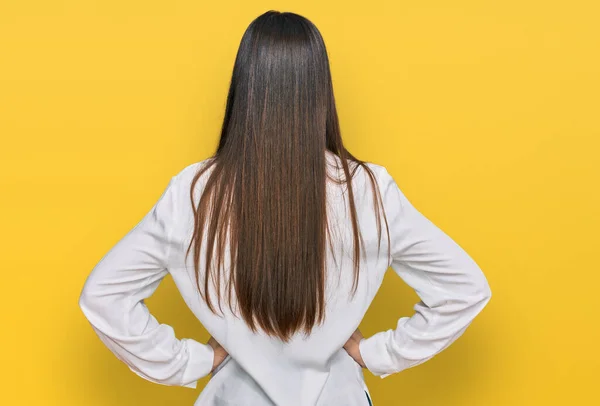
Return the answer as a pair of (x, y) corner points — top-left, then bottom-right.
(1, 1), (598, 405)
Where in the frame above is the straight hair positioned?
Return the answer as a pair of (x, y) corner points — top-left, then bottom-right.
(185, 10), (390, 342)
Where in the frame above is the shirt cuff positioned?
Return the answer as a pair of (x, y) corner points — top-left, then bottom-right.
(358, 331), (397, 379)
(181, 339), (215, 388)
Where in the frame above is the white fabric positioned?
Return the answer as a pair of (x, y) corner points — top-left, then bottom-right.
(79, 151), (492, 405)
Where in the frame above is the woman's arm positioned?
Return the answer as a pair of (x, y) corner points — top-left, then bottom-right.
(358, 167), (492, 378)
(78, 174), (215, 388)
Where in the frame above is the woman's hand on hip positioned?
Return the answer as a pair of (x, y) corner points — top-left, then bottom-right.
(207, 336), (229, 373)
(343, 328), (366, 368)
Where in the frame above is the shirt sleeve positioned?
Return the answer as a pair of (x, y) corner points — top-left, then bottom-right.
(358, 167), (492, 378)
(78, 174), (215, 388)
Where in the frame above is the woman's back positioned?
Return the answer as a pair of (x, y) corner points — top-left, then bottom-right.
(79, 149), (491, 405)
(179, 151), (389, 405)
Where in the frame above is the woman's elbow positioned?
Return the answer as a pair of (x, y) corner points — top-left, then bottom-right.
(79, 288), (95, 324)
(483, 279), (492, 301)
(78, 281), (106, 324)
(463, 261), (492, 308)
(472, 269), (492, 308)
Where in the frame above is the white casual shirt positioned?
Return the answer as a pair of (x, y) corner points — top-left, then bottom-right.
(79, 150), (492, 406)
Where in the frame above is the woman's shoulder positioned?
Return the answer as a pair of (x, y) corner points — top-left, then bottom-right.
(327, 151), (392, 182)
(172, 157), (216, 183)
(162, 158), (217, 205)
(360, 160), (396, 187)
(362, 160), (389, 175)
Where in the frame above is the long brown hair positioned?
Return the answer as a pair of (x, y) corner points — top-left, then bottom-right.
(185, 10), (389, 342)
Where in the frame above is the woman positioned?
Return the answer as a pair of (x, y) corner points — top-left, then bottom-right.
(79, 10), (491, 406)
